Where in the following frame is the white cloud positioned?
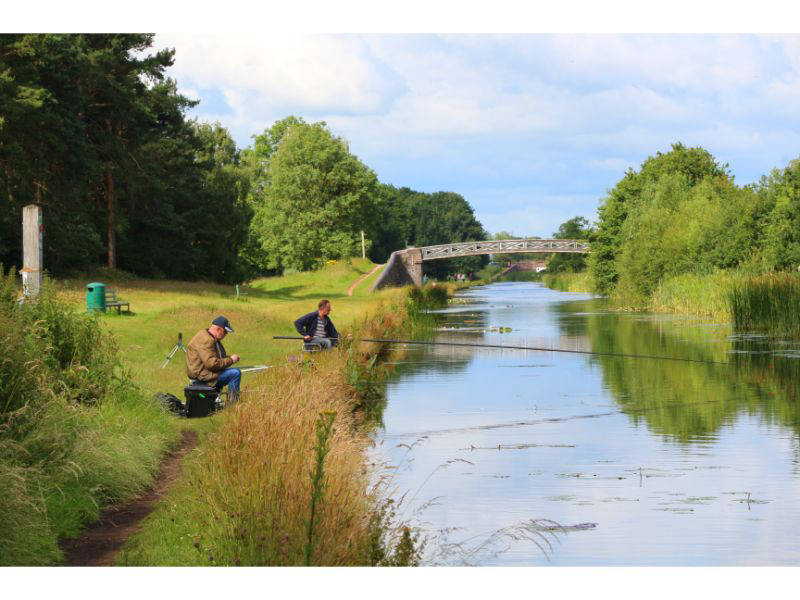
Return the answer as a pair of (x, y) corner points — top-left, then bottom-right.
(153, 33), (800, 231)
(156, 33), (403, 116)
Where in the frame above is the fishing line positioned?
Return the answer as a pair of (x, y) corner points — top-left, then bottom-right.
(272, 336), (732, 366)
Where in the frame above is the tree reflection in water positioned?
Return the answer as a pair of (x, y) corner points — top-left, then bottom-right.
(552, 300), (800, 442)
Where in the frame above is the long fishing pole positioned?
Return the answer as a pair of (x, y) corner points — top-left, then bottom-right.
(272, 336), (732, 366)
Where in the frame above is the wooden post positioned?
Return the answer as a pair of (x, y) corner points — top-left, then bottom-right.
(20, 204), (43, 299)
(361, 230), (366, 260)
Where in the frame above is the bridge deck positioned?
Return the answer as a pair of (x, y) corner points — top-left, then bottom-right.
(419, 239), (589, 261)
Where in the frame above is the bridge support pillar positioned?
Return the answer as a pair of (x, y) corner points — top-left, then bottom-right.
(400, 248), (423, 287)
(371, 248), (424, 291)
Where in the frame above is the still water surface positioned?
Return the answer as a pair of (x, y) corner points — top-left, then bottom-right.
(372, 282), (800, 565)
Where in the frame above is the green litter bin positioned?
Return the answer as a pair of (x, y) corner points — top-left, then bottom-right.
(86, 282), (106, 313)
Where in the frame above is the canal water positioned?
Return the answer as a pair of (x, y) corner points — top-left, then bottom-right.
(372, 282), (800, 566)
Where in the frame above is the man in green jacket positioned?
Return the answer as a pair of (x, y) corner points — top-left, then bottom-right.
(186, 316), (241, 401)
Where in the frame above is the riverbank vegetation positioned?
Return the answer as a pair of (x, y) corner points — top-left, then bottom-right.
(118, 295), (427, 566)
(587, 144), (800, 328)
(540, 271), (592, 293)
(728, 272), (800, 338)
(533, 143), (800, 334)
(0, 265), (177, 565)
(1, 259), (436, 565)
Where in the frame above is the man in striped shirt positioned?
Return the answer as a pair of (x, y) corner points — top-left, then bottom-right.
(294, 299), (339, 350)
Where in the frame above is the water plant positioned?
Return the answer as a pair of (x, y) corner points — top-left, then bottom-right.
(728, 272), (800, 337)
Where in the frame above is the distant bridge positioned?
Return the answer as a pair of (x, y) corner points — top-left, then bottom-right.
(373, 239), (589, 289)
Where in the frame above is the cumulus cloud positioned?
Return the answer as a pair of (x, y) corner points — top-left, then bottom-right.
(156, 34), (404, 119)
(153, 33), (800, 234)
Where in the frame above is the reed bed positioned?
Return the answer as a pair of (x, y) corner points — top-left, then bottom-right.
(729, 272), (800, 337)
(650, 271), (740, 319)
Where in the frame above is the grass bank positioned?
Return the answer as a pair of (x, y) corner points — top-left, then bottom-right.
(0, 266), (177, 565)
(648, 271), (741, 320)
(54, 258), (387, 396)
(117, 289), (434, 566)
(611, 269), (798, 334)
(2, 257), (442, 565)
(538, 265), (800, 338)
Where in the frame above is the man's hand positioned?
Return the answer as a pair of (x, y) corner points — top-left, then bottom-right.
(230, 354), (240, 363)
(303, 335), (312, 342)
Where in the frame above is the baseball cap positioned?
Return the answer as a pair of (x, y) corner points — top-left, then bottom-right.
(211, 316), (234, 333)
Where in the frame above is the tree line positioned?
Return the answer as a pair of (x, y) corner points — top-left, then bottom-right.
(1, 35), (487, 283)
(586, 143), (800, 303)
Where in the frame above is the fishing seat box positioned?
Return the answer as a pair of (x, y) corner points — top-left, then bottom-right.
(184, 383), (219, 418)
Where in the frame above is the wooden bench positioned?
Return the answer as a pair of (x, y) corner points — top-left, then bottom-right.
(105, 289), (131, 314)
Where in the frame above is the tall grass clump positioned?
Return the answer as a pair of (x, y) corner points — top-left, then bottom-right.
(651, 270), (742, 319)
(541, 271), (592, 293)
(0, 265), (177, 565)
(118, 291), (429, 566)
(404, 283), (451, 333)
(406, 284), (449, 311)
(304, 411), (337, 565)
(729, 272), (800, 337)
(119, 352), (422, 566)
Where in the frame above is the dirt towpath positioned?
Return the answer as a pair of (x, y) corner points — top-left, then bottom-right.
(60, 429), (198, 566)
(347, 263), (384, 296)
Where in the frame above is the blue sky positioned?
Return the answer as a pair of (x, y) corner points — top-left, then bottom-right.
(151, 33), (800, 238)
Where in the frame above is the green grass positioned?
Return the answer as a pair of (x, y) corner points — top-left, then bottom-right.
(54, 258), (392, 398)
(499, 271), (540, 283)
(540, 271), (592, 292)
(0, 267), (179, 565)
(649, 271), (740, 320)
(474, 264), (504, 281)
(1, 258), (410, 565)
(116, 291), (428, 566)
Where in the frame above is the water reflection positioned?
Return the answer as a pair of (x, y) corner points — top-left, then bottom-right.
(374, 282), (800, 566)
(554, 301), (800, 442)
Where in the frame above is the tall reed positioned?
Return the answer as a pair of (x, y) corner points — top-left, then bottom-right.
(729, 272), (800, 337)
(650, 271), (739, 319)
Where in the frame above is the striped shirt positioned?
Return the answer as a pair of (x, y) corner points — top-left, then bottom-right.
(315, 316), (328, 338)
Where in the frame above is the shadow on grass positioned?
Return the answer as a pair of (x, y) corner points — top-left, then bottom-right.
(243, 284), (348, 301)
(99, 310), (137, 318)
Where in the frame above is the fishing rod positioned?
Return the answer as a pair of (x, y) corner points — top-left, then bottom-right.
(272, 336), (732, 366)
(274, 336), (341, 341)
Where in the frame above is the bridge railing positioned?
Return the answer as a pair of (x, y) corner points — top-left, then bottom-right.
(419, 239), (589, 261)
